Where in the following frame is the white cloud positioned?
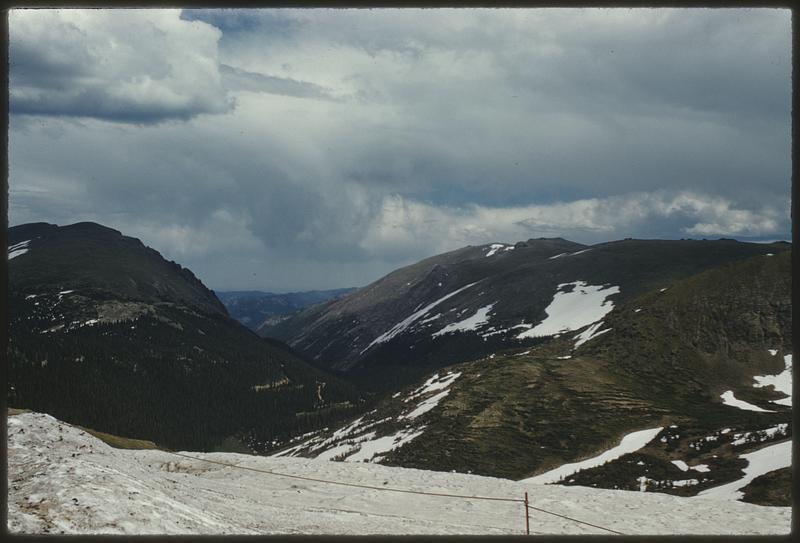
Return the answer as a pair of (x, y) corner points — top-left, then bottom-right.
(10, 9), (231, 122)
(359, 191), (786, 258)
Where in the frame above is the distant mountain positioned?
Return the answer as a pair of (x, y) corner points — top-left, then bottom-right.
(7, 222), (365, 453)
(271, 250), (792, 503)
(263, 237), (791, 391)
(216, 288), (357, 331)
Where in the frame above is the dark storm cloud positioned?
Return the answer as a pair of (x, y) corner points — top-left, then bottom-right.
(8, 8), (792, 291)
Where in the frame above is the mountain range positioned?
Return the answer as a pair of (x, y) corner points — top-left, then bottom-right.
(263, 237), (791, 393)
(6, 221), (792, 505)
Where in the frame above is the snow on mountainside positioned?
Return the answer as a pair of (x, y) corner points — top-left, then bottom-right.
(272, 252), (792, 502)
(8, 239), (31, 259)
(272, 371), (462, 462)
(515, 280), (619, 339)
(264, 238), (789, 381)
(7, 412), (791, 535)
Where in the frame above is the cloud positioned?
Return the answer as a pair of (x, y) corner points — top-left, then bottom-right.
(358, 192), (789, 259)
(8, 8), (792, 291)
(9, 9), (232, 123)
(219, 64), (338, 101)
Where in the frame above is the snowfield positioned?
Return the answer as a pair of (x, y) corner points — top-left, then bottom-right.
(7, 412), (790, 535)
(696, 440), (792, 501)
(516, 281), (619, 339)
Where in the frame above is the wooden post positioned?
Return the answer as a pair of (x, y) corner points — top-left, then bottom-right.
(524, 492), (530, 535)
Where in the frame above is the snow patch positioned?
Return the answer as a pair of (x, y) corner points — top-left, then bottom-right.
(719, 391), (775, 413)
(517, 281), (619, 340)
(730, 424), (789, 447)
(671, 460), (689, 472)
(567, 249), (592, 257)
(697, 440), (792, 501)
(573, 322), (612, 349)
(8, 239), (31, 260)
(433, 304), (494, 337)
(401, 391), (450, 420)
(345, 427), (426, 462)
(521, 427), (663, 485)
(406, 372), (461, 402)
(752, 354), (792, 407)
(362, 282), (480, 353)
(485, 244), (514, 257)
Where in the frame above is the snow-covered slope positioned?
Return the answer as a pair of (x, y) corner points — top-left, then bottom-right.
(7, 412), (790, 535)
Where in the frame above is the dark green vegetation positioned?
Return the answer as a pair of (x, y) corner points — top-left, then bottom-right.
(265, 237), (790, 396)
(283, 251), (792, 500)
(740, 467), (792, 506)
(216, 288), (357, 331)
(8, 222), (367, 453)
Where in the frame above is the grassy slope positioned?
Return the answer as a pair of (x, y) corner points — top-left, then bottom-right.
(739, 467), (792, 506)
(354, 252), (790, 488)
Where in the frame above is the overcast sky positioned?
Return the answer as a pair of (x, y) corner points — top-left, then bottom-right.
(8, 8), (791, 292)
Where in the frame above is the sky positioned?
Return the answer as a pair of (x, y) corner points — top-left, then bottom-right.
(8, 8), (792, 292)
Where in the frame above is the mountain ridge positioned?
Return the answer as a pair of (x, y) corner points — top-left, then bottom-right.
(263, 237), (790, 391)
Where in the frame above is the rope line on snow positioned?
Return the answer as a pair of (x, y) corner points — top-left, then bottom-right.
(525, 504), (624, 536)
(166, 451), (626, 535)
(169, 452), (520, 502)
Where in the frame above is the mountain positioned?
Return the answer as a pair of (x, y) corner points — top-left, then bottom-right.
(263, 237), (791, 391)
(7, 222), (365, 453)
(215, 288), (357, 331)
(270, 250), (792, 504)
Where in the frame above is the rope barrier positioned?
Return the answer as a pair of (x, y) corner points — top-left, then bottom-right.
(525, 503), (625, 536)
(169, 451), (521, 503)
(166, 450), (625, 536)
